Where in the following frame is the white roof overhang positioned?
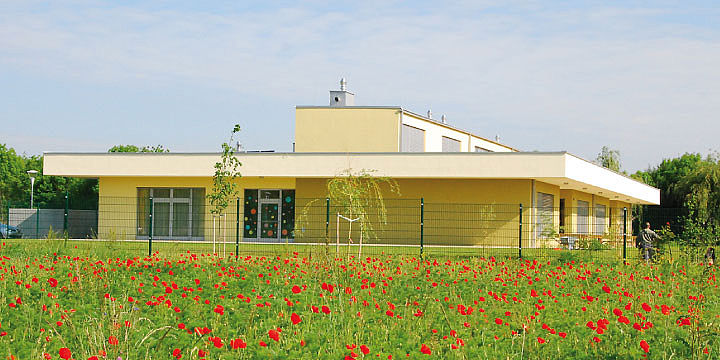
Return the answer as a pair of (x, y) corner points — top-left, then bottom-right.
(43, 151), (659, 205)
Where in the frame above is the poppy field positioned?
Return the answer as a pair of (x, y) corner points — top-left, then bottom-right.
(0, 240), (718, 359)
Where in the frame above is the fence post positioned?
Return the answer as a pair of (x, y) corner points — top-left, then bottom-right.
(64, 191), (69, 243)
(623, 207), (627, 262)
(420, 198), (424, 256)
(236, 198), (240, 259)
(325, 197), (330, 239)
(518, 204), (523, 259)
(148, 197), (153, 257)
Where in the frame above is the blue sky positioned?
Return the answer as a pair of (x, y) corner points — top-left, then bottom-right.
(1, 0), (719, 172)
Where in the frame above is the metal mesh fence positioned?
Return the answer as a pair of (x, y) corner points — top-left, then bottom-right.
(0, 195), (695, 261)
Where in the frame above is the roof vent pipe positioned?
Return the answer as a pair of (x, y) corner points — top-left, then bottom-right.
(340, 77), (347, 91)
(441, 114), (447, 124)
(495, 134), (500, 142)
(427, 110), (432, 119)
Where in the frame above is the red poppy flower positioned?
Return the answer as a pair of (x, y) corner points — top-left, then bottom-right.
(420, 344), (431, 355)
(269, 329), (280, 341)
(640, 340), (649, 353)
(537, 337), (546, 344)
(292, 285), (301, 294)
(495, 318), (503, 325)
(231, 338), (247, 349)
(558, 332), (567, 338)
(59, 348), (71, 360)
(108, 335), (118, 345)
(214, 305), (225, 315)
(360, 345), (370, 355)
(641, 303), (652, 312)
(48, 278), (58, 288)
(321, 305), (330, 314)
(172, 348), (182, 359)
(291, 312), (302, 325)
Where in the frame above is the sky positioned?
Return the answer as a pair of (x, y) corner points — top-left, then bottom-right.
(1, 0), (719, 173)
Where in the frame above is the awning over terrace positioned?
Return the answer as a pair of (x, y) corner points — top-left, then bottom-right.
(43, 151), (659, 205)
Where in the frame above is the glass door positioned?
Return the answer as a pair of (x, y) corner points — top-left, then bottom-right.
(259, 202), (280, 240)
(258, 190), (280, 241)
(151, 189), (192, 239)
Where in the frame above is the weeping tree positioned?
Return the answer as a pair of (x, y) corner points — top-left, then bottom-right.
(676, 155), (720, 255)
(207, 124), (242, 255)
(326, 169), (400, 258)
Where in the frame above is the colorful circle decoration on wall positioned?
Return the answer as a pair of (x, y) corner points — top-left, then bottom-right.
(245, 225), (250, 230)
(282, 229), (288, 235)
(285, 196), (292, 203)
(268, 230), (273, 236)
(250, 208), (256, 214)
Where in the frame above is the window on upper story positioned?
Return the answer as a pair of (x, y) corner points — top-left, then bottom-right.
(401, 124), (425, 152)
(475, 146), (491, 152)
(442, 136), (461, 152)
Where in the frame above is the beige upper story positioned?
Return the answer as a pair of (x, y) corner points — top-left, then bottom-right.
(295, 80), (516, 153)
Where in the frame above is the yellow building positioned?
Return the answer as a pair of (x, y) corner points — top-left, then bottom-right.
(44, 80), (659, 248)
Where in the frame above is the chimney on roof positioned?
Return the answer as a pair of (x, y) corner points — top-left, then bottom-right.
(427, 109), (432, 119)
(441, 114), (447, 124)
(329, 77), (355, 107)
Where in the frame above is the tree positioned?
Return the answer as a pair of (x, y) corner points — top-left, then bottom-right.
(595, 146), (621, 172)
(675, 154), (720, 248)
(634, 153), (705, 208)
(108, 144), (169, 153)
(326, 169), (400, 257)
(0, 144), (98, 210)
(207, 125), (242, 216)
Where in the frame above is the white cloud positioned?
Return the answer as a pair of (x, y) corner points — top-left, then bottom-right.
(0, 1), (719, 171)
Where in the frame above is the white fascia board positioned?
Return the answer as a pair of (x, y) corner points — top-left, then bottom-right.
(44, 152), (659, 204)
(563, 154), (660, 205)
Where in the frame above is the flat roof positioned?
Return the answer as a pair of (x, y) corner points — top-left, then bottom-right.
(43, 151), (659, 204)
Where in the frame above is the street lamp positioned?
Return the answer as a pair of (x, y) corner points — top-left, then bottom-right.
(27, 170), (38, 208)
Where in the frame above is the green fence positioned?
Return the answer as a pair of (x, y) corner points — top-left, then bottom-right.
(1, 195), (698, 261)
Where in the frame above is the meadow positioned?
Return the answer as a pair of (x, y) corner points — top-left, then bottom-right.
(0, 239), (718, 359)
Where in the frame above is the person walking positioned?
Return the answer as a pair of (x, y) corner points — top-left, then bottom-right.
(637, 222), (660, 262)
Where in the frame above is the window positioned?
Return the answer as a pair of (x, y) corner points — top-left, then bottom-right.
(536, 192), (554, 238)
(594, 204), (606, 235)
(442, 136), (461, 152)
(401, 124), (425, 152)
(474, 146), (491, 152)
(577, 200), (589, 234)
(137, 188), (205, 240)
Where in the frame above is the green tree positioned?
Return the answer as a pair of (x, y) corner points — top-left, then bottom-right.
(595, 146), (621, 172)
(108, 144), (169, 153)
(207, 125), (242, 216)
(326, 169), (400, 257)
(634, 153), (705, 208)
(675, 154), (720, 247)
(0, 144), (98, 210)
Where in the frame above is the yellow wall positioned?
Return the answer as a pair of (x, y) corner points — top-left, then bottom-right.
(97, 177), (295, 240)
(96, 175), (633, 249)
(294, 178), (532, 246)
(294, 108), (401, 152)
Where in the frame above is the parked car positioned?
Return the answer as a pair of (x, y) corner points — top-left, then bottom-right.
(0, 224), (22, 239)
